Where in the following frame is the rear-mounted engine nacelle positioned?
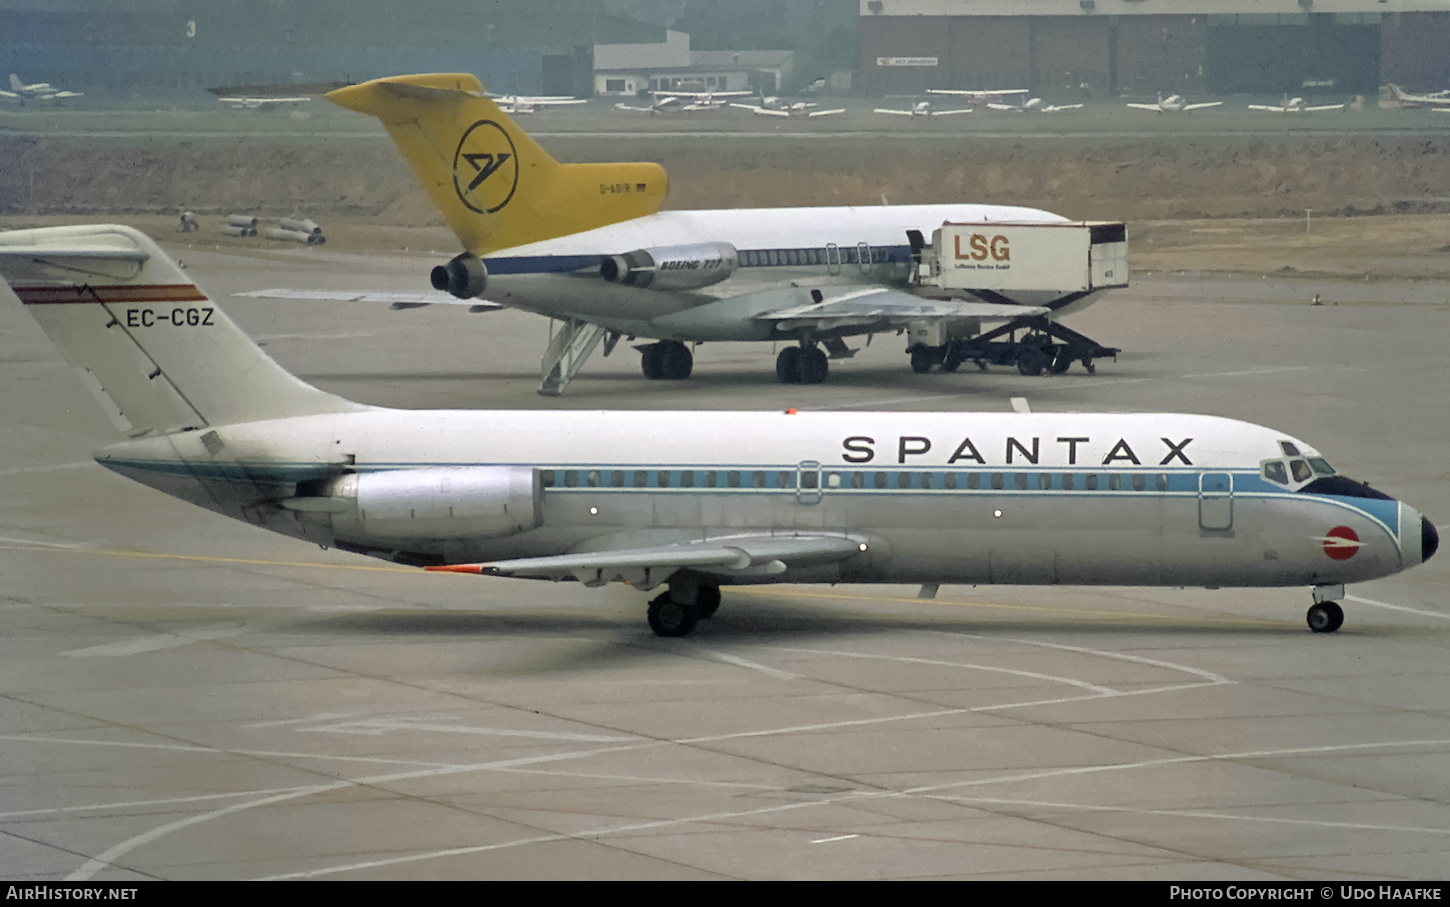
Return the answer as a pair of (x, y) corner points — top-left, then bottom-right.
(430, 253), (487, 299)
(304, 466), (542, 540)
(600, 242), (738, 291)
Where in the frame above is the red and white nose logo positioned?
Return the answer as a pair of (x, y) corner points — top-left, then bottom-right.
(1319, 526), (1361, 560)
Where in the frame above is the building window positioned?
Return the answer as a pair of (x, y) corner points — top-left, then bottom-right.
(606, 78), (626, 92)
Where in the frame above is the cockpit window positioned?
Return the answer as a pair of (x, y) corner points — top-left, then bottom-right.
(1263, 461), (1289, 485)
(1309, 457), (1334, 476)
(1290, 459), (1313, 483)
(1279, 441), (1301, 457)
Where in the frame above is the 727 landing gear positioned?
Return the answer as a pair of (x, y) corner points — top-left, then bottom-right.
(1306, 601), (1344, 633)
(776, 344), (828, 384)
(641, 340), (693, 380)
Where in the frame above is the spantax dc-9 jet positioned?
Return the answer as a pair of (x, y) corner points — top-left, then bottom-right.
(0, 224), (1436, 637)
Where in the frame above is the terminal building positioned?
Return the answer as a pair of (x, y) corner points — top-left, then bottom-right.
(859, 0), (1450, 98)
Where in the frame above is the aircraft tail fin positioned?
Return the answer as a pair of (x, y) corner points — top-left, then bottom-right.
(327, 73), (668, 254)
(0, 224), (362, 438)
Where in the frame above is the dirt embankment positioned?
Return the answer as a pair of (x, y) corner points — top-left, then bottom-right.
(3, 134), (1449, 225)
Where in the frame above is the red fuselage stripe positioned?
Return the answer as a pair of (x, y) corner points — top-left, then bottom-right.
(16, 285), (207, 305)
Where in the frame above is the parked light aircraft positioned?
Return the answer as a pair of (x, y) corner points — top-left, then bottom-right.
(984, 97), (1083, 114)
(1126, 94), (1222, 113)
(873, 99), (972, 117)
(5, 73), (83, 103)
(0, 224), (1436, 637)
(329, 74), (1115, 396)
(1247, 95), (1344, 114)
(1382, 83), (1450, 111)
(926, 88), (1031, 107)
(615, 89), (750, 113)
(489, 94), (588, 115)
(218, 95), (312, 109)
(729, 99), (844, 118)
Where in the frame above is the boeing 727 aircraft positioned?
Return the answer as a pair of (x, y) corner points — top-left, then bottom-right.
(329, 74), (1116, 395)
(0, 224), (1437, 637)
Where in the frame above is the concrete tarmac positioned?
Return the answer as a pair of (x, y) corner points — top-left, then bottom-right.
(0, 243), (1446, 880)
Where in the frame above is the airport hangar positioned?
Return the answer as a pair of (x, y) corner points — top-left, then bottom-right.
(859, 0), (1450, 98)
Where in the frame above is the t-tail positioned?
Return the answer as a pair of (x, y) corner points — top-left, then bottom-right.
(0, 224), (361, 438)
(327, 73), (668, 254)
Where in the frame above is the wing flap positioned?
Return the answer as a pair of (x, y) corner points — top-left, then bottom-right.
(427, 533), (864, 585)
(757, 287), (1046, 331)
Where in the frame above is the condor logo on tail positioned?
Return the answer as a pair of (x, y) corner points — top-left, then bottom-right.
(453, 120), (519, 214)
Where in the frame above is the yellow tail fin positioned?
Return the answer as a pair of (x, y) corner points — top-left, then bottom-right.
(328, 73), (667, 253)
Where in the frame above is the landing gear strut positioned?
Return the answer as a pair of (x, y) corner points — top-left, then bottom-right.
(1307, 584), (1345, 633)
(641, 341), (693, 380)
(776, 343), (828, 384)
(646, 575), (722, 637)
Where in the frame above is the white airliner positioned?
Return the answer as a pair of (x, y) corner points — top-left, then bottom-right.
(873, 99), (972, 117)
(0, 224), (1436, 637)
(489, 94), (588, 115)
(1247, 95), (1344, 114)
(615, 89), (750, 113)
(325, 75), (1109, 394)
(1126, 94), (1222, 113)
(5, 73), (83, 103)
(1382, 83), (1450, 111)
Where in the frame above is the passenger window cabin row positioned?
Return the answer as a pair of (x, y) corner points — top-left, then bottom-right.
(540, 469), (1173, 492)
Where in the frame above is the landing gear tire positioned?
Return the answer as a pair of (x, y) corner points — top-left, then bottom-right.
(1050, 346), (1073, 374)
(798, 346), (828, 384)
(648, 592), (699, 637)
(776, 346), (801, 383)
(642, 342), (692, 380)
(1307, 601), (1344, 633)
(696, 584), (722, 619)
(1016, 342), (1049, 376)
(641, 344), (663, 379)
(941, 346), (964, 373)
(909, 346), (942, 374)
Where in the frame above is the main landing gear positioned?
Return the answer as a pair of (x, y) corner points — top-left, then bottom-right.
(775, 343), (829, 385)
(1307, 585), (1345, 633)
(911, 315), (1119, 377)
(640, 340), (693, 380)
(646, 575), (722, 638)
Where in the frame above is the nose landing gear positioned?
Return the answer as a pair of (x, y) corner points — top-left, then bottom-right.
(1307, 584), (1345, 633)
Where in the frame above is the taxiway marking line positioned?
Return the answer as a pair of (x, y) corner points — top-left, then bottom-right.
(730, 585), (1283, 626)
(765, 646), (1119, 695)
(1346, 594), (1450, 621)
(63, 622), (244, 657)
(690, 646), (803, 681)
(811, 834), (860, 844)
(933, 795), (1450, 837)
(0, 462), (94, 479)
(262, 736), (1450, 880)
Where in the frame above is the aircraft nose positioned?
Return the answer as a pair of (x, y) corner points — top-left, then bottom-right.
(1424, 517), (1439, 563)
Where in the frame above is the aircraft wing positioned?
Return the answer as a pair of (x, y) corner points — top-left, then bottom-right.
(755, 287), (1048, 332)
(427, 532), (865, 585)
(234, 288), (502, 311)
(1182, 101), (1222, 110)
(731, 103), (782, 116)
(1302, 103), (1345, 112)
(1043, 104), (1083, 112)
(807, 108), (845, 117)
(985, 102), (1019, 111)
(1125, 103), (1161, 111)
(872, 108), (916, 115)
